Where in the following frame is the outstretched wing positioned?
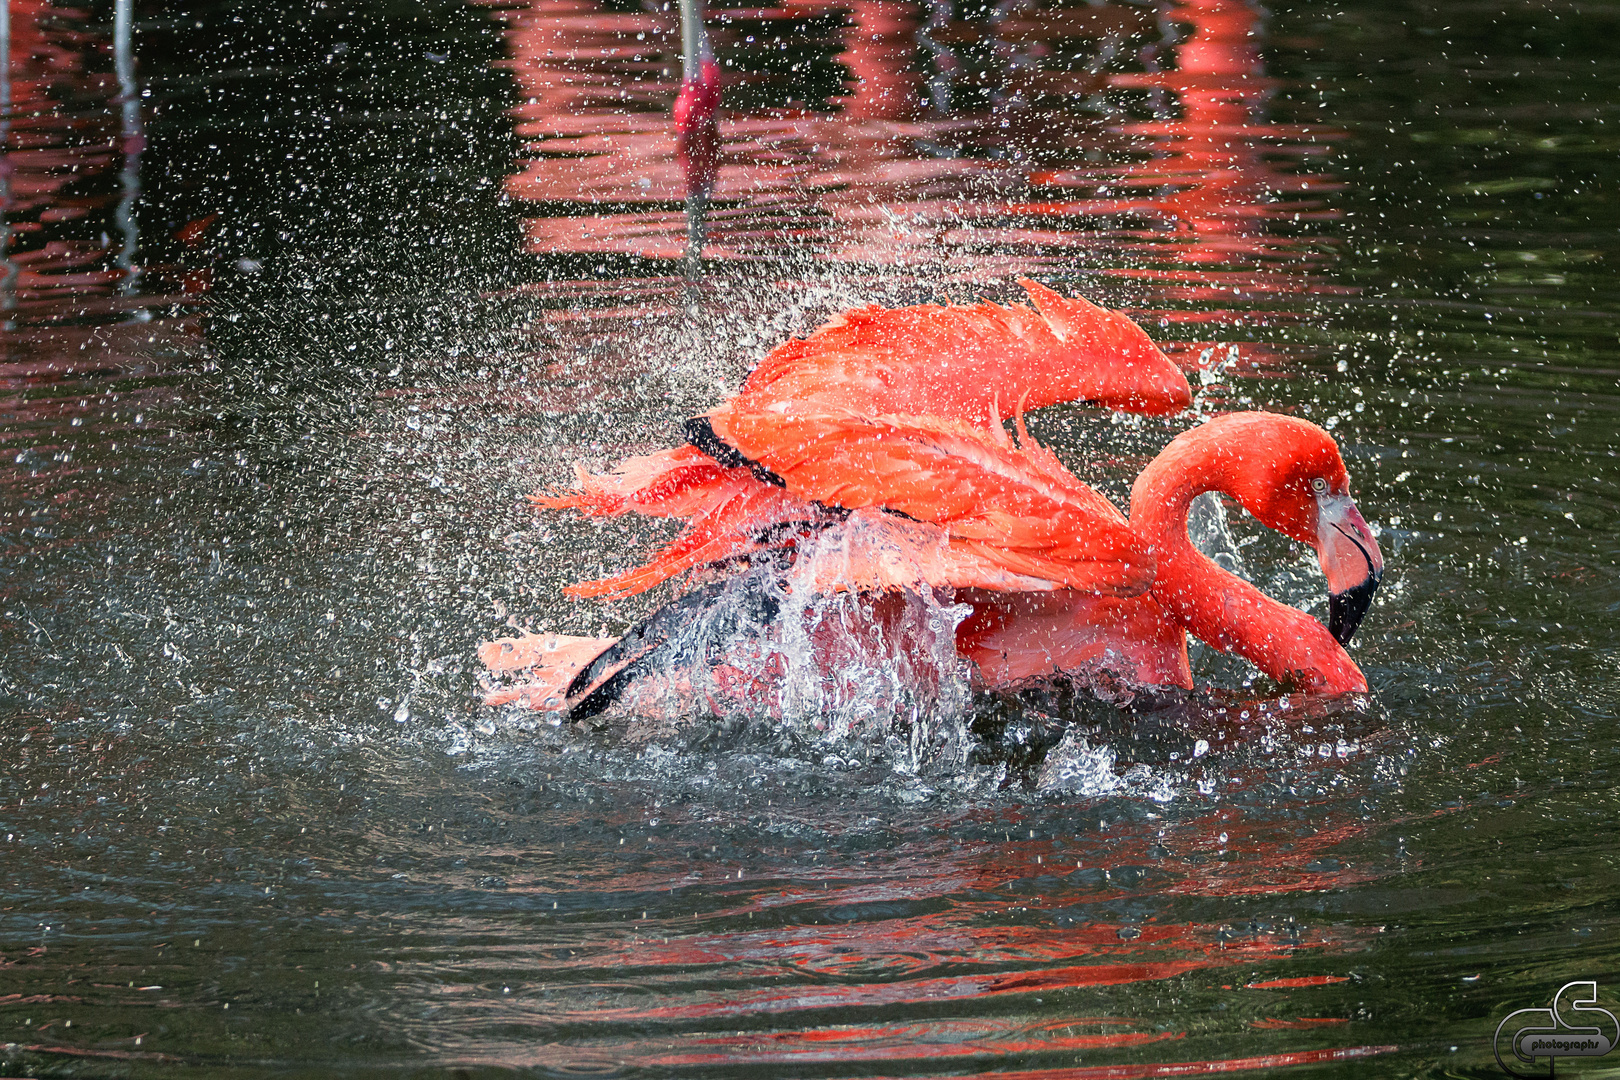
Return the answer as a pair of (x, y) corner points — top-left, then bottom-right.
(561, 480), (823, 600)
(709, 410), (1152, 596)
(533, 445), (732, 519)
(716, 278), (1191, 424)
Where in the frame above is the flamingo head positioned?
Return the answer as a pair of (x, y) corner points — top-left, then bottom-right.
(1200, 413), (1385, 646)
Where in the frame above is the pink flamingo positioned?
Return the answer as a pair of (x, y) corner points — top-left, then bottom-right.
(480, 287), (1382, 714)
(673, 0), (722, 264)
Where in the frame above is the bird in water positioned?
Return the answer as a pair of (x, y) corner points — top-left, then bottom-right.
(673, 0), (722, 268)
(481, 283), (1382, 716)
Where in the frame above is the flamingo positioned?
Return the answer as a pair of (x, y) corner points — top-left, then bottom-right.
(480, 288), (1382, 713)
(673, 0), (722, 264)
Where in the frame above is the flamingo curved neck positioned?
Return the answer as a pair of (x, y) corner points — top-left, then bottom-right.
(1131, 435), (1367, 694)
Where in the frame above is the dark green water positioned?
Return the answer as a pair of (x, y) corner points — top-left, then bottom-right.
(1, 0), (1618, 1076)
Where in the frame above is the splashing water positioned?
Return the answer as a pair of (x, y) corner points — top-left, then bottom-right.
(1035, 729), (1126, 798)
(1187, 490), (1246, 579)
(577, 522), (977, 772)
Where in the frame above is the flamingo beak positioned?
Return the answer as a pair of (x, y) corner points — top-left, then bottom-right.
(1315, 492), (1384, 646)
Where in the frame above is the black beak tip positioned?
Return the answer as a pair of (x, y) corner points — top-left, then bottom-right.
(1328, 571), (1383, 647)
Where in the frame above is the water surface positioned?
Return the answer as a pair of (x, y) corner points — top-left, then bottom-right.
(2, 0), (1619, 1076)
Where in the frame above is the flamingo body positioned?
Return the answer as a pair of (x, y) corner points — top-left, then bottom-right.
(956, 589), (1192, 689)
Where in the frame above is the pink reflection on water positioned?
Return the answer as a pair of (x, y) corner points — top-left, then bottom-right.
(1, 1), (141, 311)
(636, 1018), (1180, 1069)
(1102, 0), (1343, 313)
(0, 2), (194, 547)
(402, 795), (1409, 1073)
(494, 0), (1347, 288)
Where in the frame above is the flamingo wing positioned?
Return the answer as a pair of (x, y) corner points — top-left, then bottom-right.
(532, 445), (819, 599)
(561, 480), (824, 600)
(709, 410), (1153, 596)
(715, 278), (1191, 424)
(478, 632), (619, 711)
(533, 445), (734, 519)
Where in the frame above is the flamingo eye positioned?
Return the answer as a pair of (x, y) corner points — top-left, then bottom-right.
(1310, 477), (1327, 494)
